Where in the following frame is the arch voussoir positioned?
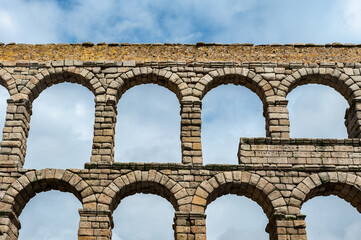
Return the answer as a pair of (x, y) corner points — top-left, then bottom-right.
(22, 68), (103, 103)
(281, 68), (358, 103)
(199, 68), (273, 104)
(290, 173), (361, 214)
(0, 169), (96, 238)
(0, 68), (15, 96)
(191, 171), (282, 217)
(109, 68), (185, 103)
(100, 170), (186, 213)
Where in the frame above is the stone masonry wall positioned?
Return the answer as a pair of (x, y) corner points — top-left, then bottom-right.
(0, 44), (361, 239)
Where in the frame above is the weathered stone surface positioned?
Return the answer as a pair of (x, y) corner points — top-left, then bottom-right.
(1, 43), (361, 63)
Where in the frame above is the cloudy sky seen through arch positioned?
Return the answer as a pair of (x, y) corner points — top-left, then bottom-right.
(1, 0), (361, 239)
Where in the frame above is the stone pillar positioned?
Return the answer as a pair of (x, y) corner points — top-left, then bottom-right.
(267, 213), (306, 240)
(345, 98), (361, 138)
(264, 99), (290, 139)
(0, 99), (32, 168)
(78, 209), (113, 240)
(181, 100), (202, 165)
(91, 97), (117, 164)
(174, 212), (206, 240)
(0, 209), (21, 240)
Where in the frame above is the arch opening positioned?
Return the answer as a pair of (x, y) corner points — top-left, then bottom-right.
(115, 84), (181, 163)
(206, 195), (268, 240)
(18, 190), (81, 239)
(112, 193), (174, 240)
(25, 83), (94, 169)
(303, 195), (361, 240)
(287, 84), (348, 138)
(202, 85), (265, 164)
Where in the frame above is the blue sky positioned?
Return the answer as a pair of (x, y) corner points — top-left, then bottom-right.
(1, 0), (361, 239)
(1, 0), (361, 44)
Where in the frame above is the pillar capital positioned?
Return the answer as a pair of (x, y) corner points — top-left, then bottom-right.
(175, 211), (207, 219)
(265, 99), (289, 106)
(181, 100), (202, 107)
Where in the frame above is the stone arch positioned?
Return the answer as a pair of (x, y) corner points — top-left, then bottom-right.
(20, 68), (105, 103)
(279, 68), (359, 104)
(0, 169), (95, 238)
(99, 170), (188, 212)
(107, 67), (187, 103)
(290, 172), (361, 214)
(191, 171), (286, 218)
(196, 68), (274, 104)
(1, 169), (95, 216)
(0, 68), (17, 96)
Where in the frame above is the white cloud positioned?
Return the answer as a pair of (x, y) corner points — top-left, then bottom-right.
(342, 0), (361, 39)
(344, 220), (361, 240)
(0, 11), (16, 36)
(0, 0), (357, 44)
(0, 0), (62, 43)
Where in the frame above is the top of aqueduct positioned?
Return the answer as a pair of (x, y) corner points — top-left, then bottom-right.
(1, 42), (361, 62)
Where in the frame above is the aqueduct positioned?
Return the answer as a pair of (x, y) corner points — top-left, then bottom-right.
(1, 42), (361, 239)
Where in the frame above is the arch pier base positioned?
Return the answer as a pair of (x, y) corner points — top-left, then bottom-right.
(78, 208), (113, 240)
(0, 209), (20, 240)
(174, 211), (206, 240)
(267, 214), (306, 240)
